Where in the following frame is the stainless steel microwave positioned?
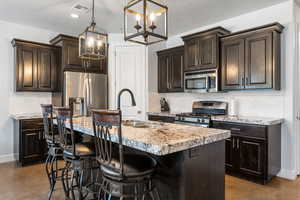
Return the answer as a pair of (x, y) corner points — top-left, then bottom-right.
(184, 69), (218, 93)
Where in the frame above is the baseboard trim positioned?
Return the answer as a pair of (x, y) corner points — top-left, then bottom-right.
(0, 153), (17, 163)
(277, 168), (298, 180)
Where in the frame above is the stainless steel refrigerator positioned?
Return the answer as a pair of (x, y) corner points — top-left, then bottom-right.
(64, 71), (108, 116)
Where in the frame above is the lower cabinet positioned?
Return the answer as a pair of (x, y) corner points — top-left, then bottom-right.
(212, 121), (281, 184)
(18, 119), (47, 166)
(148, 114), (175, 123)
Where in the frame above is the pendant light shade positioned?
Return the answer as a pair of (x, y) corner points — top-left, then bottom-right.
(124, 0), (168, 45)
(79, 0), (108, 60)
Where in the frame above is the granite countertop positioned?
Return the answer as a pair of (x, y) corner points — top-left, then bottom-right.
(10, 113), (43, 120)
(212, 115), (284, 126)
(55, 117), (230, 156)
(147, 112), (283, 126)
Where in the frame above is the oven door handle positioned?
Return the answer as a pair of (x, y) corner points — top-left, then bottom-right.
(205, 76), (209, 92)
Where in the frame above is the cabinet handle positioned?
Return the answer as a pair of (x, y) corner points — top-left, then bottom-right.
(237, 138), (240, 149)
(232, 138), (235, 149)
(166, 58), (170, 89)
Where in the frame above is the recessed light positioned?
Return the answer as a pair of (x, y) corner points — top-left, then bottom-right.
(70, 13), (79, 19)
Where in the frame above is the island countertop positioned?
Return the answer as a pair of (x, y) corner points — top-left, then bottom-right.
(57, 117), (230, 156)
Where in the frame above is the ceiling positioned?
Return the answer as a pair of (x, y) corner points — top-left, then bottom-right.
(0, 0), (287, 36)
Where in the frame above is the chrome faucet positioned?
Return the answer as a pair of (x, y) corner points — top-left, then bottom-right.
(117, 88), (136, 110)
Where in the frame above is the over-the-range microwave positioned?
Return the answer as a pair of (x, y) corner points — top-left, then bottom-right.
(184, 69), (218, 93)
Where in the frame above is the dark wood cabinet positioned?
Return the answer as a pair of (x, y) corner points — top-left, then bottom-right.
(50, 34), (107, 74)
(212, 121), (281, 184)
(148, 114), (175, 123)
(221, 23), (283, 91)
(157, 46), (184, 93)
(12, 39), (59, 92)
(182, 27), (230, 72)
(18, 118), (47, 166)
(237, 137), (265, 177)
(225, 137), (234, 171)
(221, 39), (245, 90)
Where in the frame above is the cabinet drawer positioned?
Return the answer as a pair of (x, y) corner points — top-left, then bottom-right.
(148, 115), (175, 123)
(212, 121), (267, 139)
(21, 119), (44, 130)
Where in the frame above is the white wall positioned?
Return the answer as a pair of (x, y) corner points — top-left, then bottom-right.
(0, 20), (61, 162)
(148, 1), (299, 180)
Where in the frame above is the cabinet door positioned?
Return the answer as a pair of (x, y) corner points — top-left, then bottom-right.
(198, 35), (217, 69)
(63, 41), (82, 68)
(158, 55), (169, 93)
(37, 48), (58, 91)
(184, 39), (199, 71)
(225, 138), (234, 171)
(16, 45), (38, 91)
(22, 130), (43, 164)
(87, 58), (107, 74)
(221, 39), (245, 90)
(237, 137), (266, 177)
(169, 50), (184, 92)
(245, 32), (272, 89)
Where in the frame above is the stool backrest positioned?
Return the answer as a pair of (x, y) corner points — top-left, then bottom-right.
(55, 107), (76, 156)
(92, 110), (124, 176)
(41, 104), (55, 144)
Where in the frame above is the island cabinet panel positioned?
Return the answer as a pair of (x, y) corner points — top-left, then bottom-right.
(220, 23), (284, 91)
(212, 121), (281, 184)
(182, 27), (230, 72)
(157, 46), (184, 93)
(18, 119), (47, 166)
(12, 39), (59, 92)
(152, 140), (225, 200)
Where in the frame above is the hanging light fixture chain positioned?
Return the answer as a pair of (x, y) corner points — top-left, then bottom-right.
(91, 0), (95, 25)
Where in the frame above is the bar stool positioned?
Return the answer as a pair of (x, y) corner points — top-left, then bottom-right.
(91, 110), (161, 200)
(41, 104), (63, 200)
(55, 107), (97, 200)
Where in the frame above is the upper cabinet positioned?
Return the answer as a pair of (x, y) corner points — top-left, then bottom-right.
(182, 27), (230, 72)
(50, 34), (107, 74)
(221, 23), (283, 91)
(12, 39), (60, 92)
(157, 46), (184, 93)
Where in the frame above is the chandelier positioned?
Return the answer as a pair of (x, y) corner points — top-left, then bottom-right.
(124, 0), (168, 45)
(79, 0), (108, 60)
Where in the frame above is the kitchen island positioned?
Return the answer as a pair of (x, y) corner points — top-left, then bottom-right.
(58, 117), (231, 200)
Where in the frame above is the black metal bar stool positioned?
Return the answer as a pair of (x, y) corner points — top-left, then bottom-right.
(41, 104), (64, 200)
(55, 107), (97, 200)
(91, 109), (161, 200)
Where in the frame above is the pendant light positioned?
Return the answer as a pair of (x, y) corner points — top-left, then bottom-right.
(79, 0), (108, 60)
(124, 0), (168, 45)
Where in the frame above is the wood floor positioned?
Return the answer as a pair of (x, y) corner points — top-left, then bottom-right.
(0, 162), (299, 200)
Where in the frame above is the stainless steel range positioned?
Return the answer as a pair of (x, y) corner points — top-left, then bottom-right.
(175, 101), (228, 127)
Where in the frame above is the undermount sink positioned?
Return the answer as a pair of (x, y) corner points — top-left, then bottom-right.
(123, 120), (164, 128)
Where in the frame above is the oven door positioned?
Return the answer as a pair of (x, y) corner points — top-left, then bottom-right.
(185, 76), (208, 92)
